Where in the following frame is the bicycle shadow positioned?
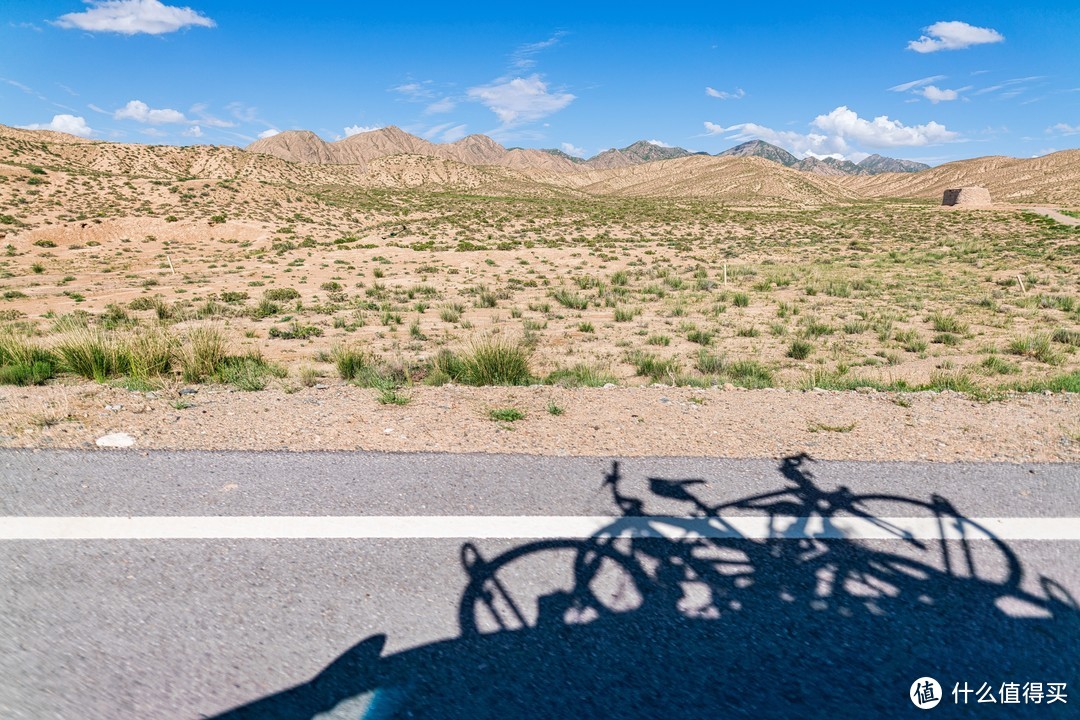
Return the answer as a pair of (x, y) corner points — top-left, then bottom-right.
(210, 455), (1078, 719)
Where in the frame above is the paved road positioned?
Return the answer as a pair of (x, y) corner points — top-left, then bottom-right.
(1, 451), (1077, 719)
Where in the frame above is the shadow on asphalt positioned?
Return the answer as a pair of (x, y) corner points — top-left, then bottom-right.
(209, 455), (1078, 719)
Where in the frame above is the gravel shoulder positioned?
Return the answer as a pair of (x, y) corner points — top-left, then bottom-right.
(1, 383), (1077, 462)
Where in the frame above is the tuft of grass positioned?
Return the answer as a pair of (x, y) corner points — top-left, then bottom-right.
(434, 338), (534, 386)
(1051, 328), (1080, 347)
(488, 407), (526, 422)
(646, 334), (671, 346)
(613, 306), (638, 322)
(1008, 334), (1062, 365)
(333, 343), (372, 381)
(546, 401), (564, 416)
(54, 329), (121, 383)
(377, 387), (411, 405)
(213, 352), (286, 391)
(928, 312), (969, 335)
(553, 289), (589, 310)
(686, 328), (714, 345)
(179, 326), (229, 383)
(808, 420), (857, 433)
(787, 338), (813, 360)
(732, 292), (750, 308)
(439, 303), (463, 323)
(268, 321), (322, 340)
(1006, 371), (1080, 394)
(627, 350), (679, 382)
(980, 355), (1019, 376)
(263, 287), (300, 302)
(725, 360), (774, 389)
(545, 363), (617, 387)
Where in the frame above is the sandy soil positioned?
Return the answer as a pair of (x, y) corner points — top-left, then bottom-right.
(2, 382), (1076, 463)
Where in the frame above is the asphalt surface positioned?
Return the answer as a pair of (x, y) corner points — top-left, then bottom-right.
(1, 450), (1077, 719)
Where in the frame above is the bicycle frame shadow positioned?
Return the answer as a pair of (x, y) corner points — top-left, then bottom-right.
(210, 455), (1078, 719)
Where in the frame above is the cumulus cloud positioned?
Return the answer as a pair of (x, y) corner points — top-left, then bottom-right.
(257, 128), (280, 139)
(114, 99), (188, 124)
(560, 142), (586, 157)
(706, 87), (745, 100)
(18, 114), (93, 137)
(706, 121), (850, 157)
(181, 125), (202, 138)
(888, 75), (947, 93)
(467, 74), (574, 126)
(907, 21), (1004, 53)
(920, 86), (960, 103)
(811, 106), (958, 147)
(344, 125), (381, 137)
(54, 0), (215, 35)
(706, 106), (959, 160)
(647, 139), (673, 148)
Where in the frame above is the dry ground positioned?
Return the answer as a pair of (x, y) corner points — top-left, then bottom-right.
(1, 131), (1078, 460)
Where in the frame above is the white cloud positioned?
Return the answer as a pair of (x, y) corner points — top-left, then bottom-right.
(17, 114), (93, 137)
(560, 142), (585, 157)
(114, 99), (188, 124)
(424, 97), (456, 115)
(706, 87), (745, 100)
(1048, 123), (1080, 136)
(511, 33), (565, 69)
(344, 125), (381, 137)
(706, 121), (850, 157)
(811, 106), (959, 147)
(467, 74), (574, 126)
(392, 82), (434, 100)
(888, 75), (947, 92)
(54, 0), (215, 35)
(141, 127), (168, 137)
(907, 21), (1004, 53)
(920, 86), (959, 103)
(181, 125), (203, 138)
(440, 124), (468, 143)
(647, 139), (673, 148)
(257, 128), (280, 139)
(706, 106), (959, 160)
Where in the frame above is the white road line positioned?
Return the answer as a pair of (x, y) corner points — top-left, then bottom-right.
(0, 515), (1077, 541)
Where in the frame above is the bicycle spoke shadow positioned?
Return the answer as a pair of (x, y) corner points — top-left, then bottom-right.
(211, 455), (1078, 719)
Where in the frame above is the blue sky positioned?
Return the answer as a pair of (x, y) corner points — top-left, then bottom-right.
(2, 1), (1078, 164)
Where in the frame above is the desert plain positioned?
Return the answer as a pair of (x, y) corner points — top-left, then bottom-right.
(0, 124), (1077, 461)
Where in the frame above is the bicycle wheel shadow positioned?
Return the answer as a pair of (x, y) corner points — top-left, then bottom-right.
(210, 455), (1078, 719)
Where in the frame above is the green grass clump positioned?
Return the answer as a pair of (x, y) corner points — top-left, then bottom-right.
(725, 360), (774, 389)
(179, 326), (229, 382)
(545, 364), (617, 387)
(979, 355), (1019, 375)
(686, 328), (714, 345)
(787, 338), (813, 360)
(1008, 334), (1062, 365)
(627, 350), (679, 382)
(263, 287), (300, 302)
(488, 407), (525, 422)
(213, 353), (286, 391)
(0, 333), (56, 385)
(125, 328), (173, 380)
(432, 338), (533, 386)
(1051, 328), (1080, 347)
(613, 306), (638, 322)
(1006, 370), (1080, 394)
(333, 343), (372, 381)
(54, 329), (122, 382)
(268, 322), (323, 340)
(732, 292), (750, 308)
(928, 312), (969, 335)
(553, 289), (589, 310)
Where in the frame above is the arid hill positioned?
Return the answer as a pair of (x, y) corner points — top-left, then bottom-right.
(3, 123), (1078, 207)
(845, 150), (1080, 205)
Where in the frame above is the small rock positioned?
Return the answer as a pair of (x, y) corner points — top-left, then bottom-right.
(723, 383), (736, 391)
(658, 396), (671, 404)
(96, 432), (135, 448)
(602, 383), (617, 389)
(105, 404), (123, 411)
(314, 383), (329, 390)
(145, 392), (159, 400)
(179, 387), (198, 396)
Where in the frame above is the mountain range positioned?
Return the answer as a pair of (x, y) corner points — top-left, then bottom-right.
(245, 128), (928, 176)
